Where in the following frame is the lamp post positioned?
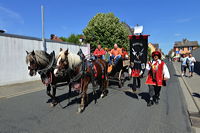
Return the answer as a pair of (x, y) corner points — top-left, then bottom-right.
(41, 5), (47, 51)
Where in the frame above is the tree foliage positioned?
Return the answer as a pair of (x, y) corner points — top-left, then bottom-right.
(60, 36), (68, 42)
(148, 47), (152, 61)
(83, 13), (129, 50)
(60, 34), (83, 44)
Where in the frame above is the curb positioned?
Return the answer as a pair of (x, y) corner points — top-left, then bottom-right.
(173, 63), (200, 113)
(173, 63), (200, 131)
(182, 77), (200, 112)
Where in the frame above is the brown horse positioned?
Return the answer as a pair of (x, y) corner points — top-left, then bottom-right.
(78, 58), (109, 112)
(56, 49), (108, 113)
(26, 50), (71, 107)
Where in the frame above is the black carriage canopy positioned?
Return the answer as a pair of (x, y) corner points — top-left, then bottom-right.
(129, 35), (149, 71)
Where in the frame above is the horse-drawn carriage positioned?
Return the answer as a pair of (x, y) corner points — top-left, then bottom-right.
(107, 58), (130, 88)
(26, 49), (108, 113)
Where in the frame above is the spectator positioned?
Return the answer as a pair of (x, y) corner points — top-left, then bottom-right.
(188, 53), (196, 77)
(180, 54), (189, 76)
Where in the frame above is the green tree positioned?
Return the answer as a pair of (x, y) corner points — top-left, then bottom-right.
(83, 13), (129, 50)
(60, 36), (68, 42)
(148, 47), (152, 61)
(60, 34), (83, 45)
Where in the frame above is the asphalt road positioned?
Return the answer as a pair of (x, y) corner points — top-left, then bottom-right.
(0, 62), (193, 133)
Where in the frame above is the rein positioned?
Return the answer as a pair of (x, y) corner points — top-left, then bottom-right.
(37, 51), (56, 75)
(35, 52), (51, 68)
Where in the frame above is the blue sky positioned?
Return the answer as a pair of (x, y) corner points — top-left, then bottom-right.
(0, 0), (200, 54)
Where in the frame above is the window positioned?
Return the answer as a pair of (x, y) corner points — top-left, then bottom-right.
(179, 47), (184, 51)
(189, 47), (193, 51)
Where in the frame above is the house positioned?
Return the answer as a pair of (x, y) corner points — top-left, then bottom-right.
(148, 43), (159, 53)
(148, 43), (165, 59)
(50, 34), (63, 42)
(174, 38), (198, 57)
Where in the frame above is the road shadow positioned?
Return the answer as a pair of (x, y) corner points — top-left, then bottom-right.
(128, 83), (133, 88)
(192, 92), (200, 98)
(138, 92), (150, 103)
(46, 90), (79, 104)
(84, 89), (108, 109)
(174, 74), (181, 77)
(108, 80), (120, 87)
(124, 91), (138, 99)
(63, 89), (108, 111)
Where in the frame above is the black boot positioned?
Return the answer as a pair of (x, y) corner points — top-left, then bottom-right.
(132, 87), (136, 92)
(153, 96), (159, 105)
(154, 98), (159, 105)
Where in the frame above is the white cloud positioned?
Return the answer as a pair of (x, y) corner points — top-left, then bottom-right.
(0, 6), (24, 29)
(174, 33), (182, 37)
(61, 26), (67, 30)
(176, 18), (191, 23)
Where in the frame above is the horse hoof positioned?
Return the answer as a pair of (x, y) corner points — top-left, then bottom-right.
(78, 107), (84, 113)
(50, 103), (55, 107)
(101, 93), (105, 98)
(50, 102), (57, 107)
(78, 108), (82, 113)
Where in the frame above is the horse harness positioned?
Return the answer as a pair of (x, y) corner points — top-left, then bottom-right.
(37, 51), (56, 85)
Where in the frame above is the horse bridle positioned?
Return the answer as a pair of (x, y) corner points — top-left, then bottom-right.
(28, 55), (38, 71)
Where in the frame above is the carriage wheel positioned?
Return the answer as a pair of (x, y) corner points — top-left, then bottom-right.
(127, 67), (132, 80)
(118, 70), (125, 88)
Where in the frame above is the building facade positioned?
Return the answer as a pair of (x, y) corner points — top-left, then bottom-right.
(174, 38), (198, 57)
(148, 43), (159, 53)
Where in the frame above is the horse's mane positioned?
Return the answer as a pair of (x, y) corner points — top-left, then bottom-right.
(58, 50), (82, 70)
(67, 52), (82, 69)
(26, 50), (51, 68)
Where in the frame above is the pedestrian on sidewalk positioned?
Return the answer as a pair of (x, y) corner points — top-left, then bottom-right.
(188, 53), (196, 77)
(145, 51), (170, 107)
(180, 54), (189, 77)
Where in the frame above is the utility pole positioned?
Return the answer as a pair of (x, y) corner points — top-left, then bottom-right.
(41, 5), (47, 51)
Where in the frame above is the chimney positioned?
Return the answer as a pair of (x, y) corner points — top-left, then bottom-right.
(0, 30), (6, 33)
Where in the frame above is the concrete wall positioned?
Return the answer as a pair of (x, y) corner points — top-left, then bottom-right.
(192, 47), (200, 61)
(0, 33), (90, 86)
(192, 48), (200, 75)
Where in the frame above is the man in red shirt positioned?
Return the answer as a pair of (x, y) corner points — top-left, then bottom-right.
(93, 44), (106, 59)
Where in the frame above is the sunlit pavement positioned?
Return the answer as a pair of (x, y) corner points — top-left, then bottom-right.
(0, 62), (193, 133)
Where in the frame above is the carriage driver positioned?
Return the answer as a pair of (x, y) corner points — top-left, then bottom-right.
(93, 44), (106, 59)
(109, 44), (122, 66)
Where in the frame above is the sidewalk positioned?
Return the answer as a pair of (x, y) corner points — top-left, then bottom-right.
(173, 62), (200, 130)
(0, 80), (44, 99)
(173, 62), (200, 111)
